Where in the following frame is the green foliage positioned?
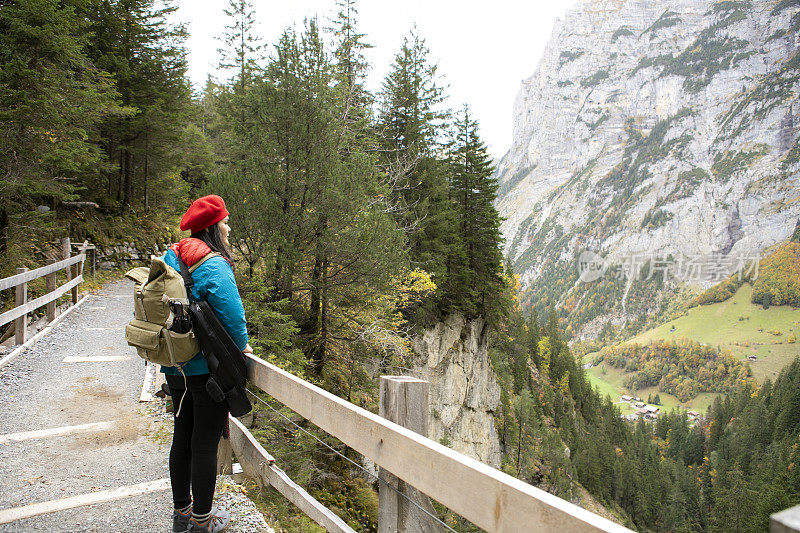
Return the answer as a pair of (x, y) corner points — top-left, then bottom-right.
(640, 7), (754, 93)
(791, 219), (800, 243)
(598, 339), (754, 401)
(377, 28), (454, 307)
(580, 69), (609, 88)
(245, 390), (378, 532)
(585, 112), (610, 132)
(611, 27), (634, 43)
(712, 0), (753, 13)
(548, 157), (597, 202)
(630, 54), (672, 76)
(719, 48), (800, 141)
(783, 137), (800, 171)
(0, 0), (197, 277)
(0, 0), (121, 266)
(85, 0), (197, 210)
(751, 242), (800, 307)
(240, 279), (304, 368)
(772, 0), (800, 14)
(558, 50), (584, 67)
(497, 164), (536, 197)
(641, 9), (681, 39)
(216, 0), (265, 90)
(695, 274), (745, 305)
(494, 276), (800, 532)
(767, 28), (789, 43)
(209, 17), (408, 383)
(596, 109), (691, 231)
(663, 167), (709, 203)
(711, 145), (769, 181)
(444, 105), (506, 320)
(640, 207), (673, 229)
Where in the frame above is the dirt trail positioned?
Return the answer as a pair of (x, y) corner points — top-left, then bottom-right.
(0, 280), (177, 531)
(0, 278), (272, 532)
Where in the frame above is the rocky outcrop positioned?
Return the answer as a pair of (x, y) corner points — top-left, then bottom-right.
(411, 314), (501, 467)
(495, 0), (800, 334)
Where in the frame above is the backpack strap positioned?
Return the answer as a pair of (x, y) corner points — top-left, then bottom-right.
(177, 252), (220, 304)
(188, 252), (221, 274)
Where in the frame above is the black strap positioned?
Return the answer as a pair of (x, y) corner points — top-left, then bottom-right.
(176, 255), (195, 304)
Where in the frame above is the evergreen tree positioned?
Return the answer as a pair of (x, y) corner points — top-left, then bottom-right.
(447, 104), (505, 319)
(377, 29), (454, 296)
(210, 19), (404, 379)
(84, 0), (194, 212)
(327, 0), (372, 122)
(0, 0), (123, 267)
(216, 0), (264, 92)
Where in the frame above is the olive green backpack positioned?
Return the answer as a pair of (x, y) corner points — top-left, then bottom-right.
(124, 253), (218, 367)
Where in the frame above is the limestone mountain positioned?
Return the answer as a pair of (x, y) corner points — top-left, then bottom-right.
(495, 0), (800, 337)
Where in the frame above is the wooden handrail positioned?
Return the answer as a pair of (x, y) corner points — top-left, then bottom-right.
(227, 417), (356, 533)
(2, 238), (88, 347)
(0, 254), (85, 292)
(0, 275), (83, 328)
(245, 354), (634, 533)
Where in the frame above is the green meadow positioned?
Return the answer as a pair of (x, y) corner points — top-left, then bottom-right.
(585, 284), (800, 413)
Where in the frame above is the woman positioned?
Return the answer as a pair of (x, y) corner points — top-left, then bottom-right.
(162, 194), (251, 533)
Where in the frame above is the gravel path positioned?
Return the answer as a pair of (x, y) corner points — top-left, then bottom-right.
(0, 279), (272, 532)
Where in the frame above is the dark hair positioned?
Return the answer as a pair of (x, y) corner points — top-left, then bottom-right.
(191, 223), (235, 270)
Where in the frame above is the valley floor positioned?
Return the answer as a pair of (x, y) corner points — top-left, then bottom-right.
(585, 283), (800, 413)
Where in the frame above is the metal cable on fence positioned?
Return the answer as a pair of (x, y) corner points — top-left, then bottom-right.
(244, 388), (459, 533)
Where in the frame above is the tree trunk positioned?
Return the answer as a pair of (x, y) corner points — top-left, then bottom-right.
(517, 421), (523, 475)
(0, 207), (8, 256)
(308, 254), (322, 332)
(116, 148), (123, 203)
(144, 130), (149, 213)
(317, 254), (329, 373)
(122, 148), (132, 208)
(106, 134), (114, 197)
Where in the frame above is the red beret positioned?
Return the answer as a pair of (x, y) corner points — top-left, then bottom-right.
(180, 195), (229, 234)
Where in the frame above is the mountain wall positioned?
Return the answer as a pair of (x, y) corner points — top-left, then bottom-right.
(495, 0), (800, 336)
(411, 313), (502, 467)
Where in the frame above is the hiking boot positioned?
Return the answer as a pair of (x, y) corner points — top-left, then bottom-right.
(187, 506), (229, 533)
(172, 505), (192, 533)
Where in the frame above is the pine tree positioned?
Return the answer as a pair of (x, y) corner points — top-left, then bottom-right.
(216, 0), (264, 92)
(447, 104), (505, 319)
(84, 0), (193, 212)
(210, 19), (405, 379)
(0, 0), (123, 267)
(377, 29), (454, 295)
(327, 0), (372, 124)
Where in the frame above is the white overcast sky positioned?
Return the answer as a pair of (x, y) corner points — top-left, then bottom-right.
(173, 0), (578, 159)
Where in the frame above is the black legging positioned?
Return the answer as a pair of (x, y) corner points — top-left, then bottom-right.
(166, 373), (229, 515)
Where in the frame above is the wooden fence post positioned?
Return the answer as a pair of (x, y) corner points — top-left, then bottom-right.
(70, 262), (78, 304)
(46, 259), (56, 322)
(378, 376), (443, 533)
(772, 503), (800, 532)
(14, 267), (28, 345)
(61, 237), (77, 304)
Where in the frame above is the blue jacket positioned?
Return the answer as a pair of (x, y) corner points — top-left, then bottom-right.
(161, 248), (248, 376)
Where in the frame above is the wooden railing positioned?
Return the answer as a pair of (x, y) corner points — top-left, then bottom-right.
(0, 238), (87, 369)
(222, 354), (635, 533)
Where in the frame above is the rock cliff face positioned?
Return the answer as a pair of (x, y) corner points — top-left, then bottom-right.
(411, 314), (501, 467)
(495, 0), (800, 335)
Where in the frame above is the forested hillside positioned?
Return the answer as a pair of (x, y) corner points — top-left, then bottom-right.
(491, 291), (800, 532)
(0, 0), (206, 278)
